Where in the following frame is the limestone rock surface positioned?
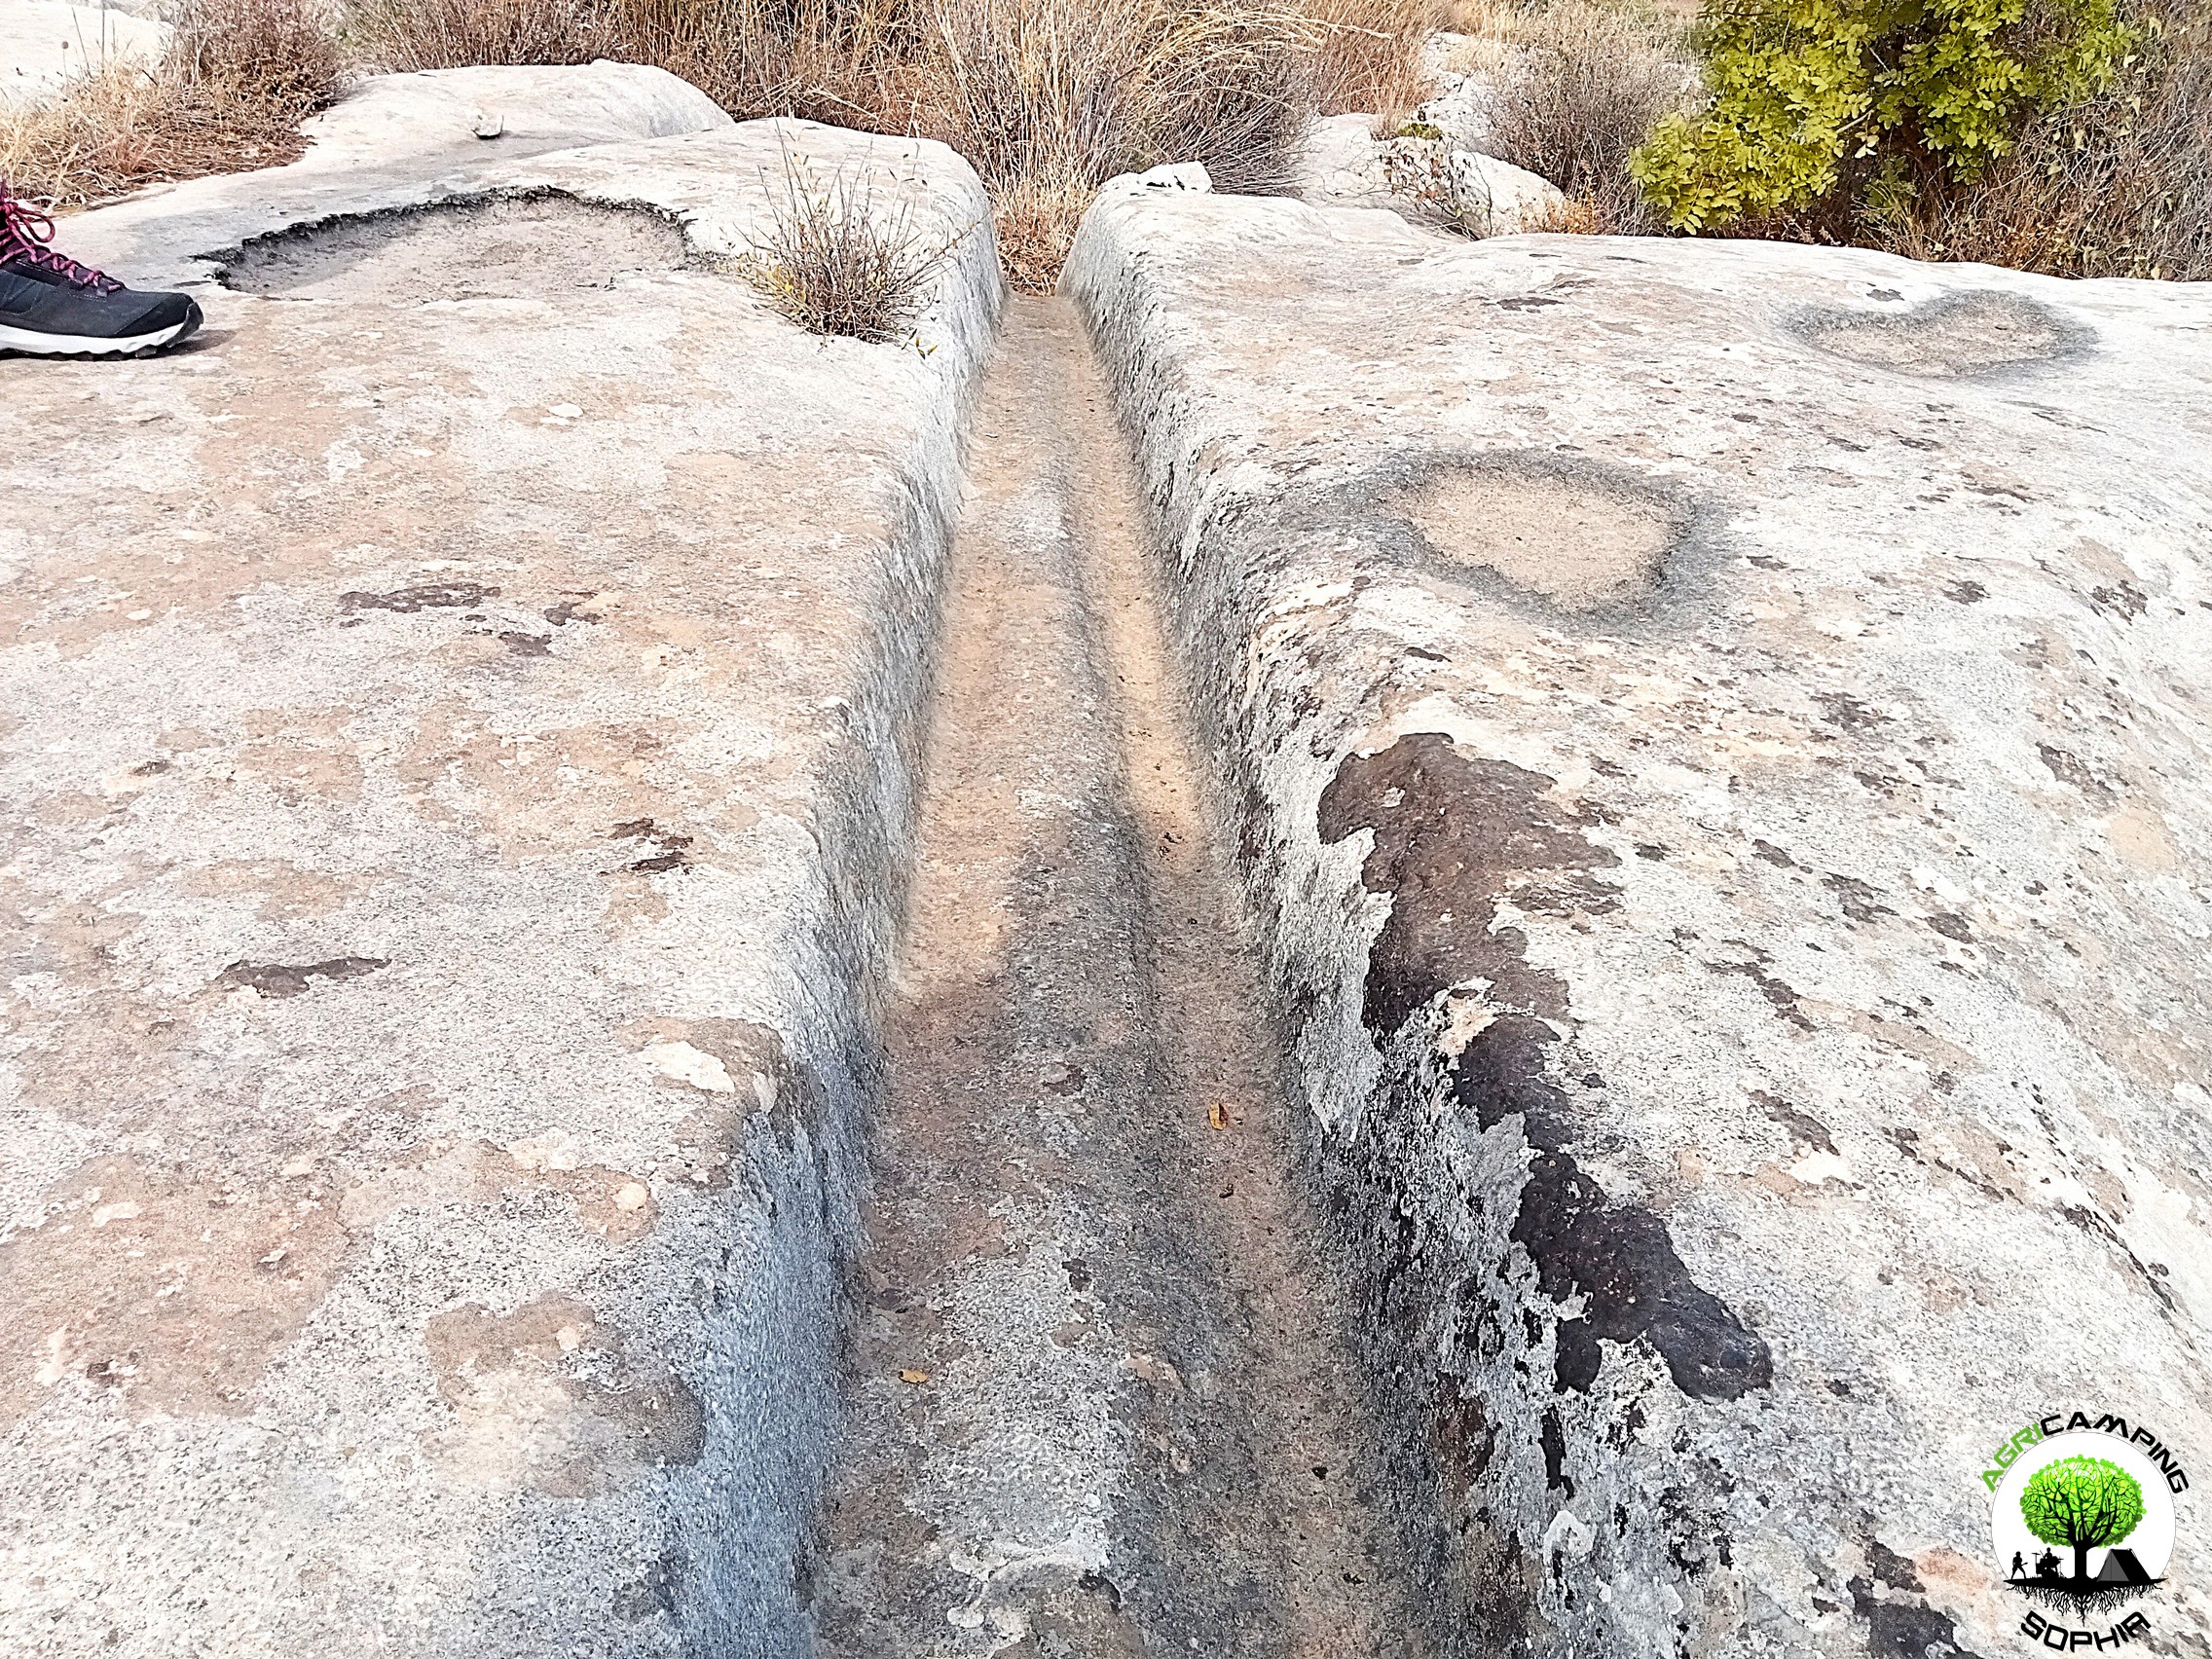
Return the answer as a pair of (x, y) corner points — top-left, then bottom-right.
(1, 118), (997, 1658)
(1067, 188), (2212, 1656)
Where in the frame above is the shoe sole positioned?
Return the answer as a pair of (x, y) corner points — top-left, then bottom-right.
(0, 300), (203, 358)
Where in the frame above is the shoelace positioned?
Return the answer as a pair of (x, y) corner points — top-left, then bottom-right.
(0, 187), (121, 294)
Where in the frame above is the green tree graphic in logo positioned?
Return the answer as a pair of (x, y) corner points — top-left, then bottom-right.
(2020, 1456), (2146, 1591)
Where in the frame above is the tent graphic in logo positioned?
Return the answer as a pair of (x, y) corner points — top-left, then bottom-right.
(2009, 1456), (2155, 1610)
(1992, 1430), (2176, 1623)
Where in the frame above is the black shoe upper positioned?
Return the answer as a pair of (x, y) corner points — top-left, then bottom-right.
(0, 261), (197, 340)
(0, 184), (199, 345)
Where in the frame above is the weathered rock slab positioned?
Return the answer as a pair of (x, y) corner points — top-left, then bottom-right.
(1, 115), (997, 1657)
(60, 61), (729, 268)
(1067, 185), (2212, 1655)
(1298, 111), (1565, 237)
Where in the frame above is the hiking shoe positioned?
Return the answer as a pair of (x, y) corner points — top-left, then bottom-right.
(0, 185), (202, 357)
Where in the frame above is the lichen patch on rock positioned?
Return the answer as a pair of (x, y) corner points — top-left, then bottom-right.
(1398, 461), (1678, 612)
(1799, 289), (2091, 378)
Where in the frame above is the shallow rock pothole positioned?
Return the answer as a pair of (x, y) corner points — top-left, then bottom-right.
(1800, 291), (2087, 377)
(1400, 466), (1678, 613)
(220, 194), (688, 302)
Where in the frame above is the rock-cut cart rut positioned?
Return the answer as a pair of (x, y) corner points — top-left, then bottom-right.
(809, 297), (1419, 1656)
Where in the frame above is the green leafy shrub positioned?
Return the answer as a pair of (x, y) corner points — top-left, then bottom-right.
(1890, 1), (2212, 277)
(1630, 0), (2138, 231)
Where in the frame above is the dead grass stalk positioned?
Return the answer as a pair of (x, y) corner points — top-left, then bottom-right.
(348, 0), (600, 71)
(0, 0), (341, 208)
(1480, 0), (1687, 233)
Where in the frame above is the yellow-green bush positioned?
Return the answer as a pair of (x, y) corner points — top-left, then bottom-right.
(1630, 0), (2138, 231)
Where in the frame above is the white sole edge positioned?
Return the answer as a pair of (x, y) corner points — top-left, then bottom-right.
(0, 315), (198, 356)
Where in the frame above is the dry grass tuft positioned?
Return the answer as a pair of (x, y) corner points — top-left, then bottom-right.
(737, 152), (959, 341)
(348, 0), (599, 70)
(898, 0), (1317, 289)
(985, 166), (1100, 291)
(1380, 137), (1493, 234)
(587, 0), (906, 117)
(1481, 0), (1687, 233)
(0, 0), (342, 207)
(1303, 0), (1443, 116)
(178, 0), (345, 100)
(348, 0), (1328, 288)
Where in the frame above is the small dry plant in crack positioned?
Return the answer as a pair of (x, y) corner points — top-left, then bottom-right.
(738, 154), (961, 346)
(1382, 140), (1497, 236)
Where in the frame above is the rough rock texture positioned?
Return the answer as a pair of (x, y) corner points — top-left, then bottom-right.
(0, 0), (166, 94)
(0, 116), (998, 1657)
(1066, 185), (2212, 1656)
(1298, 112), (1565, 237)
(1411, 58), (1497, 155)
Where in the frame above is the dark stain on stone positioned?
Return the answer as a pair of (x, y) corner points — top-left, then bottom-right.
(1927, 912), (1973, 941)
(610, 817), (693, 873)
(1513, 1151), (1773, 1401)
(2036, 743), (2116, 803)
(1849, 1558), (1985, 1659)
(1867, 1540), (1924, 1592)
(1315, 732), (1616, 1039)
(1824, 873), (1894, 925)
(544, 598), (603, 626)
(130, 758), (172, 777)
(340, 581), (498, 614)
(216, 955), (388, 998)
(1945, 580), (1987, 604)
(1450, 1014), (1570, 1135)
(1318, 732), (1770, 1405)
(1814, 691), (1885, 731)
(1754, 1091), (1836, 1156)
(1064, 1258), (1092, 1292)
(1711, 947), (1814, 1031)
(1432, 1382), (1494, 1498)
(2061, 1205), (2181, 1317)
(2090, 582), (2148, 621)
(499, 631), (551, 656)
(1539, 1409), (1571, 1492)
(1078, 1573), (1123, 1613)
(1751, 839), (1798, 868)
(1795, 290), (2093, 380)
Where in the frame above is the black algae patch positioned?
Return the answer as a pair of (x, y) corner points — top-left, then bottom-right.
(1319, 730), (1771, 1402)
(217, 956), (388, 998)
